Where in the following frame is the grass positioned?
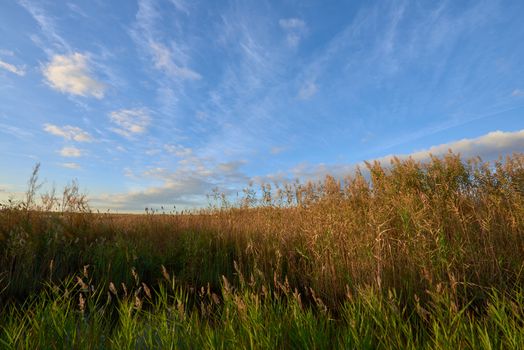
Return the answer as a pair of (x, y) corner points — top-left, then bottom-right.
(0, 152), (523, 348)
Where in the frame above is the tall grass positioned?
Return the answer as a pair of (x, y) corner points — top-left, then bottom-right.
(0, 152), (523, 348)
(2, 275), (524, 349)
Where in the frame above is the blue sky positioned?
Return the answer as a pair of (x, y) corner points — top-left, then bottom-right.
(1, 0), (523, 211)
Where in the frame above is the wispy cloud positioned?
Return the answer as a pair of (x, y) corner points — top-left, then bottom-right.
(512, 89), (524, 97)
(132, 0), (200, 82)
(17, 0), (70, 53)
(0, 60), (26, 76)
(109, 109), (151, 137)
(270, 146), (286, 155)
(383, 129), (524, 162)
(127, 0), (203, 126)
(61, 162), (81, 169)
(279, 18), (306, 30)
(0, 123), (33, 139)
(194, 6), (295, 162)
(217, 160), (246, 174)
(43, 124), (93, 142)
(66, 2), (88, 18)
(43, 53), (105, 98)
(279, 18), (308, 47)
(370, 105), (524, 155)
(123, 168), (135, 178)
(59, 146), (82, 157)
(169, 0), (190, 15)
(92, 152), (249, 210)
(9, 1), (521, 213)
(164, 144), (193, 157)
(282, 129), (524, 182)
(298, 81), (318, 100)
(149, 42), (201, 80)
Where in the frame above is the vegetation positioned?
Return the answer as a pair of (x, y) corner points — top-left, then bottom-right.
(1, 153), (523, 349)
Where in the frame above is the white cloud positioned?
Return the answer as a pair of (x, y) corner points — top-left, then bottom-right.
(143, 167), (168, 178)
(512, 89), (524, 97)
(59, 146), (82, 157)
(149, 42), (201, 81)
(43, 124), (92, 142)
(270, 146), (286, 155)
(298, 81), (318, 100)
(145, 148), (161, 155)
(169, 0), (190, 15)
(91, 152), (250, 211)
(0, 60), (25, 76)
(380, 129), (524, 163)
(109, 109), (151, 137)
(43, 53), (105, 98)
(286, 33), (302, 48)
(164, 144), (193, 157)
(282, 129), (524, 182)
(61, 162), (81, 169)
(196, 111), (208, 121)
(92, 176), (209, 210)
(279, 18), (306, 30)
(217, 161), (246, 174)
(279, 18), (308, 47)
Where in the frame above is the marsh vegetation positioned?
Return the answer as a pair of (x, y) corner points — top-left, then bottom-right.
(1, 153), (523, 348)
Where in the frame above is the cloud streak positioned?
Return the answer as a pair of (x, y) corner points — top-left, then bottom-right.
(61, 162), (81, 169)
(132, 0), (200, 82)
(0, 60), (25, 76)
(279, 18), (307, 47)
(43, 124), (93, 142)
(149, 42), (201, 81)
(59, 146), (82, 157)
(164, 144), (193, 157)
(17, 0), (70, 53)
(169, 0), (190, 15)
(109, 109), (151, 137)
(0, 123), (33, 139)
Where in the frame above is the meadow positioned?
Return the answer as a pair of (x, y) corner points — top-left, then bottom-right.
(0, 152), (523, 349)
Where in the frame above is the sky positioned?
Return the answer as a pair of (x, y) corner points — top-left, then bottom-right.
(0, 0), (523, 211)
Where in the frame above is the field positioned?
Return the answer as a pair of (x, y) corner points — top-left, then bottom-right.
(1, 153), (523, 349)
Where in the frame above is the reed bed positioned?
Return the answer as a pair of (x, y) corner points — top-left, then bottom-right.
(0, 152), (523, 348)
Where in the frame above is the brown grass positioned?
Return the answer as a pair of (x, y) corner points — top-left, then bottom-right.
(0, 152), (523, 311)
